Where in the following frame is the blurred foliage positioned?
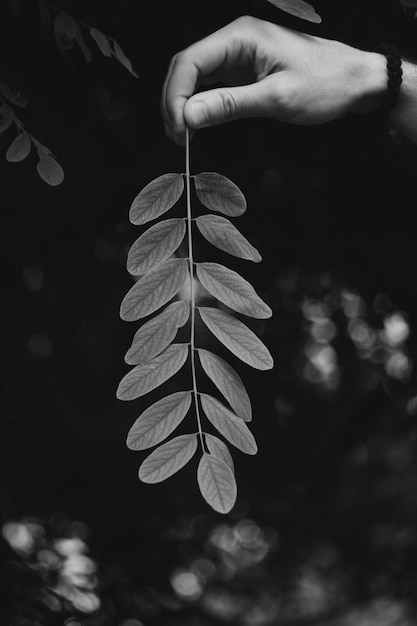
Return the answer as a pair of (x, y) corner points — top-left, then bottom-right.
(2, 0), (417, 625)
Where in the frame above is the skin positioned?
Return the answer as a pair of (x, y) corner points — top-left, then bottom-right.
(161, 16), (417, 145)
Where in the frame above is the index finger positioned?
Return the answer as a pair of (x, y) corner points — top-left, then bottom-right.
(161, 20), (243, 142)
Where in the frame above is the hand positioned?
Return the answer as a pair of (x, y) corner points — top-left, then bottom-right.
(161, 15), (386, 145)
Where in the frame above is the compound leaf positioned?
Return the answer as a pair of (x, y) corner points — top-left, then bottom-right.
(198, 453), (237, 514)
(125, 300), (190, 365)
(6, 132), (31, 162)
(265, 0), (322, 23)
(120, 258), (188, 322)
(117, 343), (189, 401)
(127, 391), (192, 450)
(90, 28), (112, 57)
(139, 433), (197, 483)
(36, 152), (64, 186)
(130, 173), (184, 225)
(194, 172), (246, 217)
(0, 104), (13, 132)
(196, 215), (261, 262)
(205, 434), (234, 473)
(127, 218), (186, 276)
(200, 393), (257, 455)
(198, 348), (251, 422)
(199, 307), (273, 370)
(196, 262), (272, 319)
(113, 41), (139, 78)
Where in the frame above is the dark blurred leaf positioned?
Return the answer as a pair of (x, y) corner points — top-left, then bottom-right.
(0, 105), (13, 132)
(265, 0), (322, 22)
(37, 0), (50, 30)
(7, 0), (25, 18)
(0, 82), (28, 108)
(139, 434), (197, 483)
(90, 28), (112, 57)
(113, 41), (139, 78)
(6, 132), (31, 162)
(54, 13), (77, 50)
(75, 24), (92, 63)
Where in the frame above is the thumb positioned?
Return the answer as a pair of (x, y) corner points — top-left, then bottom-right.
(184, 82), (274, 129)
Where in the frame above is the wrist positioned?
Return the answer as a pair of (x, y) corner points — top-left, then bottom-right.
(348, 50), (388, 115)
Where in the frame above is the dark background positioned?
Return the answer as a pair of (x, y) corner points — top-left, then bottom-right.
(1, 0), (417, 624)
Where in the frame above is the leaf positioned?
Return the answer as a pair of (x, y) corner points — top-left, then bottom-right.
(130, 174), (184, 225)
(198, 349), (251, 422)
(199, 307), (273, 370)
(127, 218), (186, 276)
(196, 262), (272, 319)
(125, 300), (190, 365)
(200, 393), (257, 455)
(0, 105), (13, 132)
(113, 41), (139, 78)
(0, 83), (28, 108)
(120, 258), (188, 322)
(54, 13), (77, 50)
(194, 172), (246, 217)
(205, 434), (234, 473)
(117, 343), (189, 401)
(90, 28), (112, 57)
(198, 453), (237, 513)
(75, 24), (92, 63)
(127, 391), (192, 450)
(37, 0), (51, 30)
(264, 0), (322, 23)
(139, 434), (197, 483)
(36, 152), (64, 186)
(6, 132), (31, 162)
(196, 215), (261, 262)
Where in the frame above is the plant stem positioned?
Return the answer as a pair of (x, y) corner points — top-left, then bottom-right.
(185, 126), (205, 452)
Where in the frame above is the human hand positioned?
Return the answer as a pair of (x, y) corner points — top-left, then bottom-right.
(161, 16), (387, 145)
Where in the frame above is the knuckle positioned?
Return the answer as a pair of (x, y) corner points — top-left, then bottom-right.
(173, 49), (186, 64)
(234, 15), (263, 34)
(235, 15), (256, 28)
(219, 90), (238, 118)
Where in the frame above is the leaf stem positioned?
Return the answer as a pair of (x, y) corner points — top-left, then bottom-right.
(185, 127), (205, 453)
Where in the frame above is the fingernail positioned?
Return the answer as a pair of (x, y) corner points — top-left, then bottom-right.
(189, 101), (208, 127)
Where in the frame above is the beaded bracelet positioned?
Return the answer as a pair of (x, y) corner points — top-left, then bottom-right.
(373, 43), (403, 123)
